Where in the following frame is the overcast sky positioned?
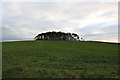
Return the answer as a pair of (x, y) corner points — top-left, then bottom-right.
(1, 2), (118, 42)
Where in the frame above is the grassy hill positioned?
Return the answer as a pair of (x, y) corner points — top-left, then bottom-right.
(2, 41), (118, 78)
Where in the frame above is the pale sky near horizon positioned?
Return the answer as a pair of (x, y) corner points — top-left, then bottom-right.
(1, 1), (119, 42)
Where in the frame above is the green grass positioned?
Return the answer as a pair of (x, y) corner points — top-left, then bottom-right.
(2, 40), (118, 78)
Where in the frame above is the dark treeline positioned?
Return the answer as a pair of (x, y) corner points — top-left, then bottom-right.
(34, 31), (80, 41)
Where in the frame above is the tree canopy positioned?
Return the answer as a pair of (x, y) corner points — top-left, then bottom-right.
(34, 31), (80, 41)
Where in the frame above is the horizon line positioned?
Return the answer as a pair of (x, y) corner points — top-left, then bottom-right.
(1, 39), (119, 43)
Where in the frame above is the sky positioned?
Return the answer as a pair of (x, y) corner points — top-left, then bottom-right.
(1, 1), (119, 42)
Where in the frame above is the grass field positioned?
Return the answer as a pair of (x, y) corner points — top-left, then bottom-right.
(2, 41), (118, 78)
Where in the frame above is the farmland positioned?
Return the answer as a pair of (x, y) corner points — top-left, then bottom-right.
(2, 41), (118, 78)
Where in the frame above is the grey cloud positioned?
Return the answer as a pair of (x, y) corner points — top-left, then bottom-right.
(74, 23), (118, 41)
(2, 2), (118, 42)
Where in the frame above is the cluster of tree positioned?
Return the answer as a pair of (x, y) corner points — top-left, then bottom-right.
(34, 31), (80, 41)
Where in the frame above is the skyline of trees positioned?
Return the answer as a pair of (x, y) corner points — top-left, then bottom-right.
(34, 31), (80, 41)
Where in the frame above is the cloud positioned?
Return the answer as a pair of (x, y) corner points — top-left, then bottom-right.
(0, 3), (2, 41)
(2, 2), (118, 42)
(1, 0), (119, 2)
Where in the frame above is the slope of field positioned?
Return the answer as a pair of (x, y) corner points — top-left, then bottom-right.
(2, 41), (118, 78)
